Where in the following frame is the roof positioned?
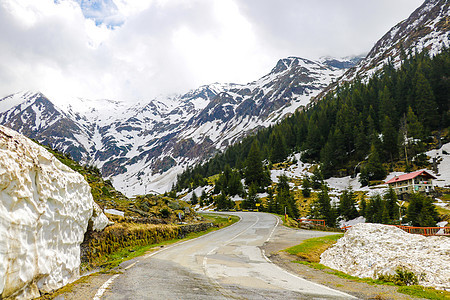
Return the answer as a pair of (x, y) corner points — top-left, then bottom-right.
(385, 170), (436, 184)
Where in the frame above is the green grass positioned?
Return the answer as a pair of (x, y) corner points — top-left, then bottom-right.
(285, 234), (343, 263)
(327, 269), (393, 286)
(272, 213), (300, 228)
(200, 213), (240, 226)
(398, 285), (450, 300)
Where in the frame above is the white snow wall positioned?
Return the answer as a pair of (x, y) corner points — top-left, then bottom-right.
(0, 125), (109, 299)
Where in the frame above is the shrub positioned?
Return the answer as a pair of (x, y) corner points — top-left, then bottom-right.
(378, 267), (419, 286)
(160, 207), (171, 218)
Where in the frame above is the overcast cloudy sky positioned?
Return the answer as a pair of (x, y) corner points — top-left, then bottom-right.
(0, 0), (423, 103)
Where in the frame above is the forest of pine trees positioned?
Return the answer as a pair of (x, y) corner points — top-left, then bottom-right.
(174, 48), (449, 192)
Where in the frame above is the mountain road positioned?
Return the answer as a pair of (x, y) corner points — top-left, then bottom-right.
(98, 212), (355, 299)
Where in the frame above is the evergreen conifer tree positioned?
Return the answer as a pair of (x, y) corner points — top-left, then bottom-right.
(269, 130), (288, 163)
(414, 70), (439, 130)
(359, 144), (387, 186)
(381, 116), (399, 163)
(267, 187), (277, 213)
(302, 175), (311, 198)
(276, 175), (298, 218)
(242, 183), (258, 209)
(383, 187), (399, 221)
(313, 185), (336, 227)
(338, 188), (359, 221)
(244, 140), (270, 190)
(191, 192), (198, 206)
(359, 196), (367, 217)
(406, 193), (439, 227)
(311, 168), (324, 189)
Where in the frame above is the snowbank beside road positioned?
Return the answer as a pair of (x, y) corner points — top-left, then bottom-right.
(0, 125), (109, 299)
(320, 223), (450, 290)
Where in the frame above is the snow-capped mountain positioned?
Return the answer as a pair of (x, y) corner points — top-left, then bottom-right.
(315, 0), (450, 101)
(345, 0), (449, 80)
(1, 0), (447, 197)
(0, 57), (349, 196)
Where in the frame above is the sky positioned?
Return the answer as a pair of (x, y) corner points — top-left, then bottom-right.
(0, 0), (424, 103)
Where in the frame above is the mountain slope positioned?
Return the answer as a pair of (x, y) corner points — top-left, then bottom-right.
(345, 0), (449, 81)
(315, 0), (450, 101)
(0, 57), (350, 196)
(0, 92), (92, 162)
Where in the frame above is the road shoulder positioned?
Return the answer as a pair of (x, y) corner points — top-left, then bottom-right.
(262, 223), (423, 300)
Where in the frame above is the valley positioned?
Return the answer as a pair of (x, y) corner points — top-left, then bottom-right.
(1, 0), (450, 299)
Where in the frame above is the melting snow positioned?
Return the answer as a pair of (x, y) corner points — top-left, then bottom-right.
(321, 223), (450, 290)
(0, 125), (108, 299)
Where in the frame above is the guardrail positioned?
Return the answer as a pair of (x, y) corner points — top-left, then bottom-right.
(395, 225), (450, 236)
(341, 225), (450, 236)
(297, 219), (326, 227)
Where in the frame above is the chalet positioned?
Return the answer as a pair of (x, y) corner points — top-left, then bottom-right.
(385, 170), (436, 196)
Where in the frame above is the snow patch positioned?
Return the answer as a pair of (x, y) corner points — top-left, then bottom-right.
(321, 223), (450, 290)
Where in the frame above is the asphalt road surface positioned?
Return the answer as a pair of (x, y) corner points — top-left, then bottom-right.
(100, 212), (355, 299)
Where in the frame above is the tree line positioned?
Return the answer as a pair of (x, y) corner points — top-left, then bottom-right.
(174, 48), (449, 192)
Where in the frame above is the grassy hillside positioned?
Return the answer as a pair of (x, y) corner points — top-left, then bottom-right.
(41, 144), (198, 223)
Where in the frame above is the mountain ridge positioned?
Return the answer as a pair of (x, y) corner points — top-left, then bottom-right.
(0, 56), (352, 196)
(314, 0), (450, 102)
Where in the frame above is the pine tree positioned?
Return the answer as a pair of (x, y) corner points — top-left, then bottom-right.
(381, 116), (399, 163)
(381, 202), (390, 224)
(359, 196), (367, 217)
(191, 192), (198, 206)
(339, 188), (359, 221)
(383, 187), (398, 221)
(267, 187), (277, 213)
(216, 193), (234, 210)
(269, 130), (288, 163)
(276, 175), (298, 218)
(414, 69), (439, 130)
(305, 118), (322, 159)
(366, 194), (383, 223)
(355, 121), (369, 161)
(244, 140), (270, 190)
(359, 144), (386, 186)
(302, 175), (311, 198)
(406, 193), (439, 226)
(379, 85), (397, 124)
(311, 168), (324, 190)
(312, 185), (336, 227)
(406, 106), (424, 140)
(228, 169), (244, 196)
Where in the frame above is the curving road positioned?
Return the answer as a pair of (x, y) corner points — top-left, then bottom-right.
(99, 212), (355, 299)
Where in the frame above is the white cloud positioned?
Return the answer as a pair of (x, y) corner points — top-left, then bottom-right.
(0, 0), (424, 104)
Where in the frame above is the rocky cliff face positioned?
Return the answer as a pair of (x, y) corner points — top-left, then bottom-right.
(0, 125), (108, 299)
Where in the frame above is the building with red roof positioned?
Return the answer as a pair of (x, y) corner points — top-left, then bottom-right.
(385, 170), (436, 196)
